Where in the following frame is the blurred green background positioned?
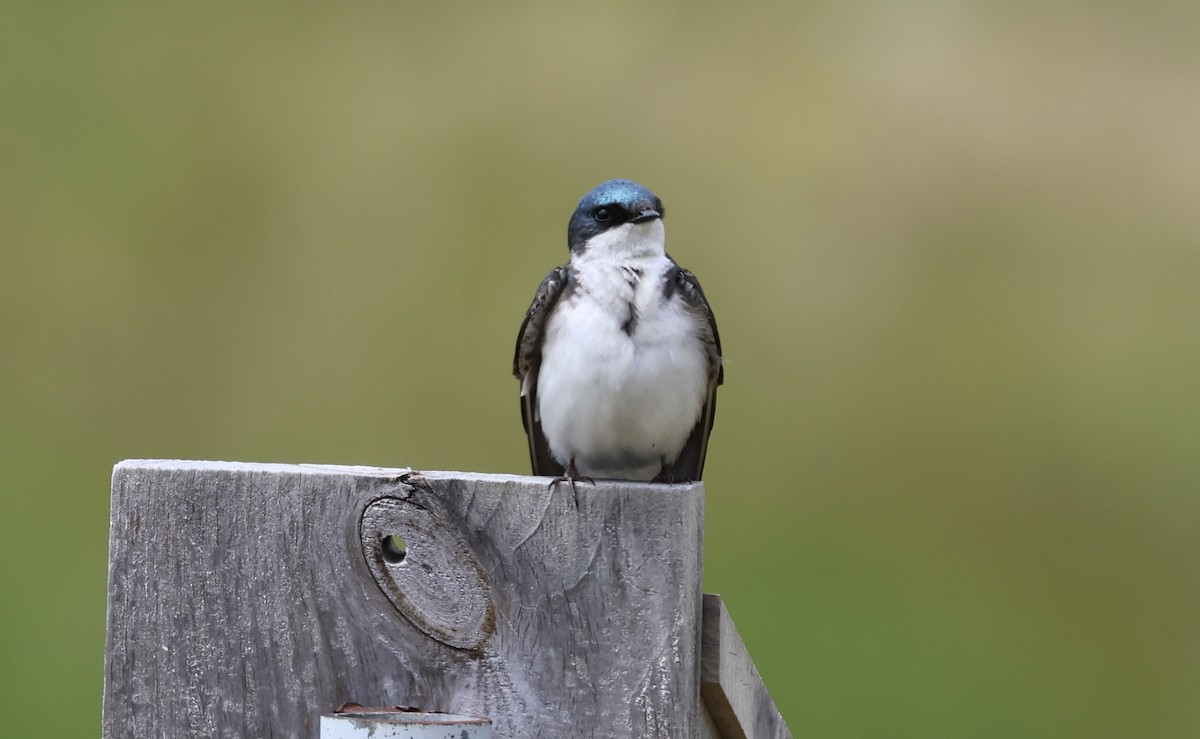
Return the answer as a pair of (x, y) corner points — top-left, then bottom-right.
(3, 1), (1199, 736)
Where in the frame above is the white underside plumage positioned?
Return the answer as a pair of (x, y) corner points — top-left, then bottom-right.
(535, 220), (709, 480)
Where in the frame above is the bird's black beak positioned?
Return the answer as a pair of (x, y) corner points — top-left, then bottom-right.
(630, 208), (661, 224)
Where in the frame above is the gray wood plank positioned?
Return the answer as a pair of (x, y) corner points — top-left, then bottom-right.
(103, 460), (705, 738)
(701, 594), (792, 739)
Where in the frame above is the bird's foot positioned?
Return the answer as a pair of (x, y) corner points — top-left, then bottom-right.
(651, 461), (692, 484)
(548, 456), (595, 494)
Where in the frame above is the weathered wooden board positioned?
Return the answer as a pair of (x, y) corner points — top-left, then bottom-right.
(103, 460), (705, 738)
(701, 594), (792, 739)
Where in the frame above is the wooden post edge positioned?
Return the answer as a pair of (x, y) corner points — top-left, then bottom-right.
(702, 593), (793, 739)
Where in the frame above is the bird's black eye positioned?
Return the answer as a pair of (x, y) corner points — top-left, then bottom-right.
(593, 207), (611, 222)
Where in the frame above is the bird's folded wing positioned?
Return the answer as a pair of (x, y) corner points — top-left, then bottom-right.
(513, 265), (572, 477)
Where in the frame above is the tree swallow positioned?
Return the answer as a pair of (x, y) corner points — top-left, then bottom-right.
(514, 178), (723, 487)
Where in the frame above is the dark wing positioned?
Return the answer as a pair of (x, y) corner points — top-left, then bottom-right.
(667, 265), (723, 482)
(513, 265), (572, 477)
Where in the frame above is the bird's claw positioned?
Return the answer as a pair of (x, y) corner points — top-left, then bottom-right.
(548, 457), (594, 495)
(548, 473), (595, 494)
(651, 461), (692, 484)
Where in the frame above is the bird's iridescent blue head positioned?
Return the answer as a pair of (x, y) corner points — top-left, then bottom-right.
(568, 178), (665, 253)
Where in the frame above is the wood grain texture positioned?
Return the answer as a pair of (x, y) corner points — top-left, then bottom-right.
(103, 460), (705, 738)
(701, 594), (792, 739)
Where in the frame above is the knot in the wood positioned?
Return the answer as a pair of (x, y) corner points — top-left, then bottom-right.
(360, 495), (493, 651)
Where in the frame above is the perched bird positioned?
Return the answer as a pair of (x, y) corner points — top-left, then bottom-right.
(514, 178), (723, 486)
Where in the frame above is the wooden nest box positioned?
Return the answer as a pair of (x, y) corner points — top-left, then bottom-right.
(103, 460), (790, 738)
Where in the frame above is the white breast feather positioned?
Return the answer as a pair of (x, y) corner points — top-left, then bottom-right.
(535, 220), (708, 480)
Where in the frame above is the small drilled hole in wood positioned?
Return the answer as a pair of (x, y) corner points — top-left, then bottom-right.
(381, 534), (407, 564)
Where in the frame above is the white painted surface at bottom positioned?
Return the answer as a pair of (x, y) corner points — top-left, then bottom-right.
(320, 712), (494, 739)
